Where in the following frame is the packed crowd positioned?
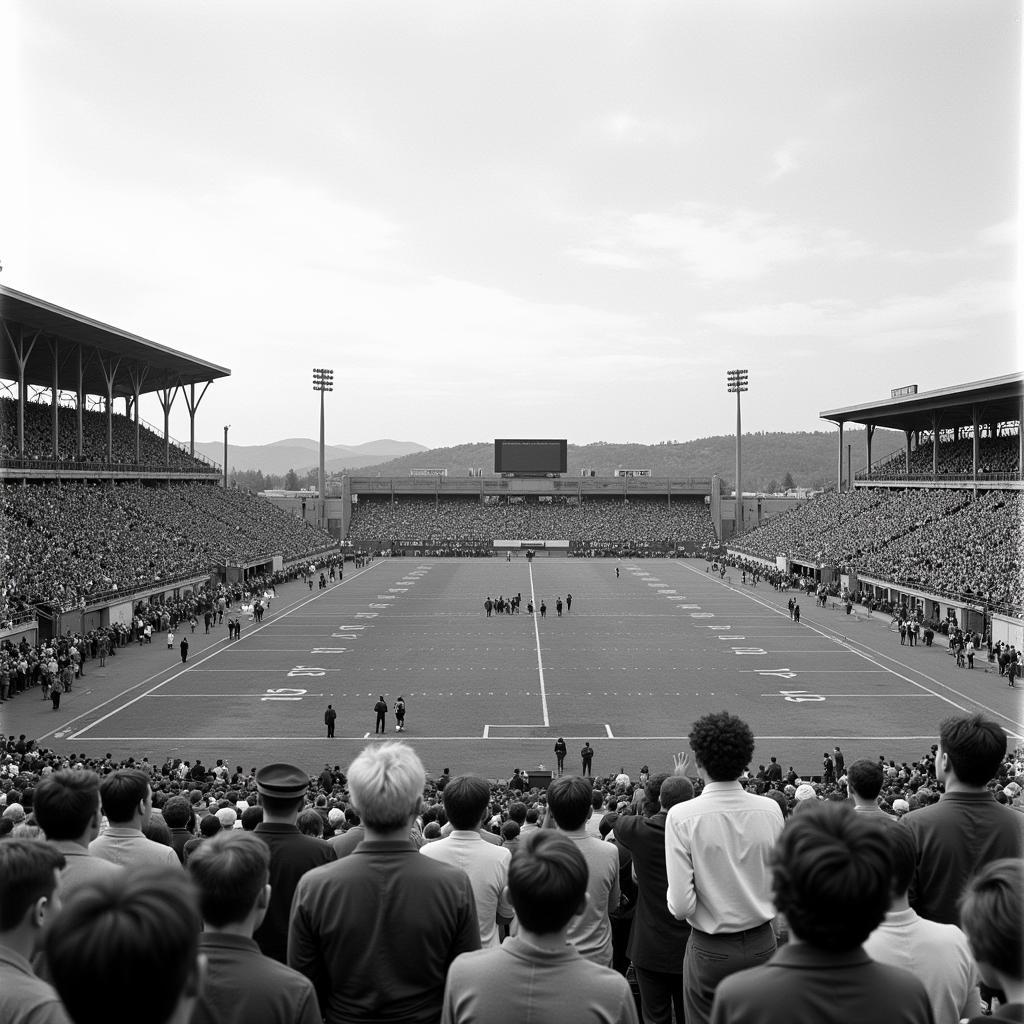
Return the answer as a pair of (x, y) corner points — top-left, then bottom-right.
(732, 487), (1023, 613)
(0, 555), (347, 706)
(1, 482), (337, 621)
(0, 710), (1021, 1024)
(348, 497), (716, 546)
(871, 435), (1020, 478)
(0, 397), (212, 470)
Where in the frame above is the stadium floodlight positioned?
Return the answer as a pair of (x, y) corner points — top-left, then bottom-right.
(726, 370), (749, 535)
(312, 369), (334, 531)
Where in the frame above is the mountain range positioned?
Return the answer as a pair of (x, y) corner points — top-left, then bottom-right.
(221, 429), (904, 491)
(195, 438), (428, 475)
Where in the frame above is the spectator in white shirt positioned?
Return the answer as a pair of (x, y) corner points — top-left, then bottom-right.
(863, 825), (981, 1023)
(665, 712), (784, 1024)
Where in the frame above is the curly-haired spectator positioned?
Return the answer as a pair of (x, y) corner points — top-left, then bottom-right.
(666, 712), (783, 1024)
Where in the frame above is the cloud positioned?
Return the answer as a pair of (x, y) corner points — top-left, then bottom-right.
(697, 278), (1014, 348)
(595, 111), (689, 147)
(568, 203), (867, 283)
(765, 140), (806, 183)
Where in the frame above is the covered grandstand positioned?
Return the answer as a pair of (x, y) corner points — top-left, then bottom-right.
(729, 374), (1023, 645)
(0, 288), (340, 638)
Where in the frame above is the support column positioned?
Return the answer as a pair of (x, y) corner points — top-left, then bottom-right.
(182, 382), (211, 457)
(76, 346), (84, 460)
(51, 338), (59, 459)
(932, 412), (939, 478)
(2, 322), (39, 457)
(904, 430), (912, 474)
(866, 424), (875, 478)
(837, 421), (844, 491)
(972, 405), (980, 481)
(157, 385), (179, 467)
(96, 353), (122, 462)
(127, 365), (148, 465)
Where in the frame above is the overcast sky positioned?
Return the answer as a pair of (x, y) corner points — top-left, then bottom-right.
(2, 0), (1019, 449)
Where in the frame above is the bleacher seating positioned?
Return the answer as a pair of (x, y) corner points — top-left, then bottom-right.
(0, 397), (212, 471)
(733, 488), (1023, 612)
(0, 481), (336, 616)
(348, 496), (716, 546)
(868, 435), (1019, 478)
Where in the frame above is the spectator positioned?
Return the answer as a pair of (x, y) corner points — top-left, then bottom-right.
(88, 768), (181, 871)
(614, 773), (694, 1024)
(252, 763), (336, 963)
(420, 775), (514, 948)
(288, 742), (480, 1024)
(710, 802), (933, 1024)
(33, 769), (123, 897)
(45, 867), (201, 1024)
(441, 831), (639, 1024)
(847, 759), (899, 828)
(863, 825), (981, 1023)
(187, 831), (321, 1024)
(904, 714), (1024, 924)
(545, 774), (620, 968)
(665, 713), (784, 1024)
(162, 796), (196, 863)
(958, 859), (1024, 1024)
(0, 838), (70, 1024)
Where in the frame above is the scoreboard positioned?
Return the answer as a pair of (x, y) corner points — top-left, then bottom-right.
(494, 439), (567, 475)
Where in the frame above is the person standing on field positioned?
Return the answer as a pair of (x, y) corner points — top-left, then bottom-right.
(374, 696), (388, 735)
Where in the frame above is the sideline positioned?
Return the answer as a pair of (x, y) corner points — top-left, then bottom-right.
(675, 561), (1024, 739)
(34, 561), (382, 743)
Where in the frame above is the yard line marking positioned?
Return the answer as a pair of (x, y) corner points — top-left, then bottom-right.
(527, 562), (550, 727)
(60, 561), (383, 741)
(676, 561), (1024, 738)
(605, 723), (614, 738)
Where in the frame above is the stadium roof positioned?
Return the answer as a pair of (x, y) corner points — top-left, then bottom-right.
(820, 373), (1023, 432)
(0, 284), (230, 398)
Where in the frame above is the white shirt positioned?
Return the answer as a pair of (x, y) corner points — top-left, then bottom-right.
(420, 830), (514, 948)
(665, 780), (783, 933)
(863, 907), (981, 1024)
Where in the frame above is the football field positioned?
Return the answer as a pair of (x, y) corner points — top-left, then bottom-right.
(29, 558), (1024, 780)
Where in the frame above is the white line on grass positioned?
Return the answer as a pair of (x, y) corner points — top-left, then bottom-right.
(58, 561), (383, 741)
(675, 561), (1024, 738)
(527, 562), (550, 727)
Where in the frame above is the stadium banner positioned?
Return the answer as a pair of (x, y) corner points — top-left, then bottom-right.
(493, 540), (520, 548)
(547, 540), (570, 549)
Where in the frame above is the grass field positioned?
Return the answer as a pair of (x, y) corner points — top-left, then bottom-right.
(21, 558), (1024, 780)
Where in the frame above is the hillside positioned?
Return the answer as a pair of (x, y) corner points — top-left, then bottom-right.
(345, 430), (905, 491)
(194, 438), (427, 475)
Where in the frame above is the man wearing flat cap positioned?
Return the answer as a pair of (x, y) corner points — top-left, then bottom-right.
(253, 763), (336, 963)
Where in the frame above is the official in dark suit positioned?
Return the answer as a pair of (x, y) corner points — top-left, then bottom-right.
(188, 830), (321, 1024)
(252, 763), (336, 962)
(613, 773), (694, 1024)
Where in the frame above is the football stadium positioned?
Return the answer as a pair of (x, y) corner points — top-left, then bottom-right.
(4, 3), (1023, 1020)
(3, 284), (1023, 1021)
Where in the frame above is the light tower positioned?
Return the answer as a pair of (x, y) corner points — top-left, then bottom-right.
(726, 369), (749, 535)
(312, 368), (334, 530)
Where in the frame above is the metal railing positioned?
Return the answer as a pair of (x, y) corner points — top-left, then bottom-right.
(854, 469), (1021, 483)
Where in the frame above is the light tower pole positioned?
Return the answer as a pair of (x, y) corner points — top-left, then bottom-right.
(223, 425), (230, 489)
(312, 368), (334, 530)
(726, 369), (748, 536)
